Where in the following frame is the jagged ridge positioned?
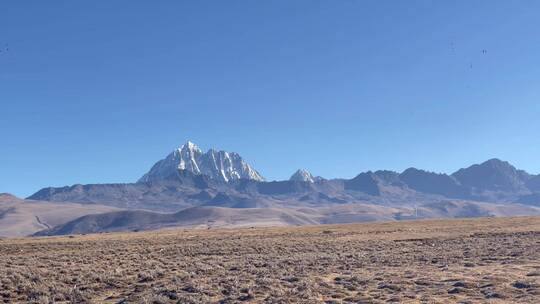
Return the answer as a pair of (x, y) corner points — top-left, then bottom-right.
(138, 141), (264, 183)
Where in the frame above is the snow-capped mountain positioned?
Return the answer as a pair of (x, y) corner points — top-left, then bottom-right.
(289, 169), (316, 183)
(138, 141), (265, 183)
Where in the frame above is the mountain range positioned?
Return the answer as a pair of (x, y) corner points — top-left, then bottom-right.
(4, 141), (540, 236)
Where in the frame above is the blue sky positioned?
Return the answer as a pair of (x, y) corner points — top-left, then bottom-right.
(1, 1), (540, 197)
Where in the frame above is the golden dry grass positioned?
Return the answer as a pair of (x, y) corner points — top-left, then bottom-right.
(1, 217), (539, 303)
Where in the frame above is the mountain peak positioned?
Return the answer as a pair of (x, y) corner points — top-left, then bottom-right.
(452, 158), (529, 192)
(482, 158), (511, 167)
(139, 141), (264, 183)
(290, 169), (315, 183)
(182, 140), (200, 151)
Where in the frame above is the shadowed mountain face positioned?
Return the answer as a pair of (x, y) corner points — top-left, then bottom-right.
(452, 159), (531, 193)
(299, 192), (347, 204)
(517, 193), (540, 206)
(399, 168), (470, 199)
(28, 170), (222, 211)
(203, 192), (274, 208)
(526, 175), (540, 192)
(372, 170), (403, 185)
(343, 171), (408, 197)
(344, 172), (381, 196)
(256, 180), (317, 195)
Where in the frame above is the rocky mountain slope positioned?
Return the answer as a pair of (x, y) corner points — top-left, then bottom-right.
(138, 141), (264, 183)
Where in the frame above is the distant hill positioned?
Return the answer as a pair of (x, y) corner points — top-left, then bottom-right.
(34, 201), (540, 236)
(0, 193), (24, 204)
(35, 206), (320, 236)
(0, 193), (118, 237)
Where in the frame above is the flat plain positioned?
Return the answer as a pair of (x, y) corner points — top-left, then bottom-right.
(1, 217), (539, 303)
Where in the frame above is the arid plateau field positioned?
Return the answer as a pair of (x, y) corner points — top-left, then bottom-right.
(1, 217), (539, 303)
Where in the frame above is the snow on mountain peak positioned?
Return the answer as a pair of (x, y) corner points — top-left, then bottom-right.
(290, 169), (316, 183)
(182, 140), (199, 150)
(138, 141), (265, 183)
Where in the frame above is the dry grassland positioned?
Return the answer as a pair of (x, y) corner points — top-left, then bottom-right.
(1, 217), (539, 303)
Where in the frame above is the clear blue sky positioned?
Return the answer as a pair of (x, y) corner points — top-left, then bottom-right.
(1, 1), (540, 197)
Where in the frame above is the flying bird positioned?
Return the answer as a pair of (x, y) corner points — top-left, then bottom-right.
(482, 49), (487, 54)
